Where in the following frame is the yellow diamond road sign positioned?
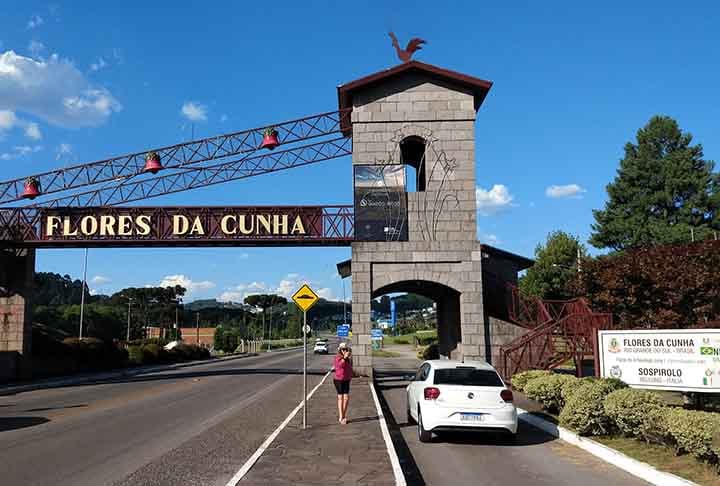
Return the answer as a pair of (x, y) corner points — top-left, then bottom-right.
(292, 283), (320, 313)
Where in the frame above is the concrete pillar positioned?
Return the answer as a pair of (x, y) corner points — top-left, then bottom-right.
(0, 249), (35, 382)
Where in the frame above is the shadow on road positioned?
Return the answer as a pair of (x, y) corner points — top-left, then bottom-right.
(73, 367), (330, 387)
(23, 403), (87, 413)
(0, 416), (50, 432)
(434, 421), (554, 446)
(373, 368), (427, 486)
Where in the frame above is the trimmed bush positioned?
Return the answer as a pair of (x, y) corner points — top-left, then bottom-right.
(559, 379), (627, 436)
(510, 369), (551, 392)
(128, 345), (144, 365)
(603, 388), (666, 440)
(561, 376), (596, 403)
(417, 344), (439, 360)
(524, 374), (577, 412)
(664, 408), (720, 463)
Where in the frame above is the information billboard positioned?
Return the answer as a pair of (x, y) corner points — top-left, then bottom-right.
(353, 165), (408, 242)
(598, 329), (720, 392)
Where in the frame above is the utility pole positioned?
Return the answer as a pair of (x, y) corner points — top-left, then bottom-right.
(342, 277), (347, 325)
(79, 248), (88, 339)
(196, 311), (200, 344)
(126, 296), (133, 342)
(268, 305), (273, 352)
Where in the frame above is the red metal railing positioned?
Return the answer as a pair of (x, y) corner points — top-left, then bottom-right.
(500, 285), (612, 379)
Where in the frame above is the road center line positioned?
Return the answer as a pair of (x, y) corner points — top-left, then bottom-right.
(224, 369), (331, 486)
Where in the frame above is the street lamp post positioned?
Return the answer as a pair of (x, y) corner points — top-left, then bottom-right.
(79, 248), (88, 339)
(342, 277), (347, 325)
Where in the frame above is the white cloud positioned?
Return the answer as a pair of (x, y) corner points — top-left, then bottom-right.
(0, 109), (17, 135)
(0, 50), (121, 128)
(478, 231), (500, 245)
(90, 57), (107, 72)
(27, 15), (44, 30)
(159, 274), (216, 294)
(181, 101), (207, 122)
(91, 275), (111, 285)
(0, 145), (42, 161)
(55, 143), (72, 160)
(24, 122), (41, 140)
(545, 184), (586, 199)
(218, 274), (337, 303)
(476, 184), (514, 216)
(28, 40), (45, 57)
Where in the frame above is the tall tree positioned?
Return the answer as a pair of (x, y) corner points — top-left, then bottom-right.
(519, 231), (586, 300)
(590, 116), (720, 251)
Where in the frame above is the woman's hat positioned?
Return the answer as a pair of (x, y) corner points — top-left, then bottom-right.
(338, 342), (349, 349)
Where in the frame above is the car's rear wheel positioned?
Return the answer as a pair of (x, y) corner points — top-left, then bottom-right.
(417, 408), (432, 443)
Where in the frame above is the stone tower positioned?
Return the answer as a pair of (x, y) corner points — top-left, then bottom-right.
(338, 61), (494, 376)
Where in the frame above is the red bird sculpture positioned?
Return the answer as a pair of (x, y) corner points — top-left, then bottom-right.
(389, 32), (426, 62)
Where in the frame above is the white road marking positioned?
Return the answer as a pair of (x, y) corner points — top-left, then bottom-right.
(224, 369), (332, 486)
(370, 381), (407, 486)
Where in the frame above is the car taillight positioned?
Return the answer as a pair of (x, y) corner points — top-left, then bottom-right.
(500, 389), (514, 403)
(424, 387), (441, 400)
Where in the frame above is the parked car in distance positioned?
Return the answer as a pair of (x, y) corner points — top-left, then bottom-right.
(406, 360), (517, 443)
(313, 341), (329, 354)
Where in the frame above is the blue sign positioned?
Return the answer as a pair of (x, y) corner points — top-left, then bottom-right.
(390, 299), (397, 327)
(337, 324), (350, 337)
(371, 329), (384, 341)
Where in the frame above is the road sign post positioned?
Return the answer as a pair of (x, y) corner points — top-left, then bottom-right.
(292, 283), (320, 430)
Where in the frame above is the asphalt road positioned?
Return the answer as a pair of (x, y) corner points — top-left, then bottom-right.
(0, 347), (333, 486)
(373, 358), (649, 486)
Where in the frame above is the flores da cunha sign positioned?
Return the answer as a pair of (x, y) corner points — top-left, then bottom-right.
(39, 206), (324, 243)
(598, 329), (720, 392)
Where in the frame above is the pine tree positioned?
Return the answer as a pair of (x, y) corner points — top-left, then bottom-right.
(590, 116), (719, 251)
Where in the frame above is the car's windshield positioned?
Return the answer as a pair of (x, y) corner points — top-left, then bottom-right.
(433, 368), (504, 387)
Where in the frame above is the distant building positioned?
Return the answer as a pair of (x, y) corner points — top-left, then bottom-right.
(146, 326), (216, 347)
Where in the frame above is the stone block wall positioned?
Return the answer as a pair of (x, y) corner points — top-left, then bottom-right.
(0, 249), (35, 381)
(349, 72), (486, 376)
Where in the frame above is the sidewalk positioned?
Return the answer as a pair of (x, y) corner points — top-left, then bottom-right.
(239, 377), (397, 485)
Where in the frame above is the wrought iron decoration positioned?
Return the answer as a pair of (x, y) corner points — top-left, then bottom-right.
(388, 32), (427, 62)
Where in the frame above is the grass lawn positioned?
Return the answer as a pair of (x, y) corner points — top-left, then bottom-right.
(594, 436), (719, 485)
(372, 349), (402, 358)
(382, 334), (414, 345)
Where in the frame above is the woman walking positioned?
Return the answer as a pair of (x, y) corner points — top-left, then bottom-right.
(333, 342), (353, 424)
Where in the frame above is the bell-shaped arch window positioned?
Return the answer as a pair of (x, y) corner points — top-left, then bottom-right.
(400, 136), (426, 192)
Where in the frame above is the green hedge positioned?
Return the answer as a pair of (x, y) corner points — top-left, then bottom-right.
(417, 343), (439, 360)
(513, 369), (720, 471)
(559, 379), (627, 436)
(603, 388), (666, 440)
(510, 369), (551, 392)
(128, 342), (210, 365)
(664, 408), (720, 463)
(523, 374), (577, 412)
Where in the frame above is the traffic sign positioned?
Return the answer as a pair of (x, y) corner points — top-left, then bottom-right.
(337, 324), (350, 337)
(371, 329), (384, 341)
(292, 283), (320, 312)
(303, 324), (311, 333)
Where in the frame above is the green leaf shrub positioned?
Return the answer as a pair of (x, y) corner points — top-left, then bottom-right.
(510, 369), (551, 392)
(603, 388), (666, 440)
(524, 374), (577, 412)
(559, 379), (627, 435)
(663, 408), (720, 463)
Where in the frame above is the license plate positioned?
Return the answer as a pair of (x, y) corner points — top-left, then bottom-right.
(460, 413), (485, 422)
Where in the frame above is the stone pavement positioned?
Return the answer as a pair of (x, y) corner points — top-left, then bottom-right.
(239, 377), (397, 485)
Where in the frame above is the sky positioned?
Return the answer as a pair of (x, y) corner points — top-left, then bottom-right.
(1, 1), (719, 302)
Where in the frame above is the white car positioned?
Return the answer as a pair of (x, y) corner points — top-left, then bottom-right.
(406, 360), (518, 442)
(313, 342), (328, 354)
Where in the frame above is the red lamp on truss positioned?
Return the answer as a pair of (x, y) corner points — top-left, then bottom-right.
(260, 127), (280, 150)
(21, 177), (41, 199)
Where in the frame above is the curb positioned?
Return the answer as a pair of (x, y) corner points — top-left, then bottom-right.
(517, 408), (697, 486)
(0, 352), (259, 396)
(370, 381), (407, 486)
